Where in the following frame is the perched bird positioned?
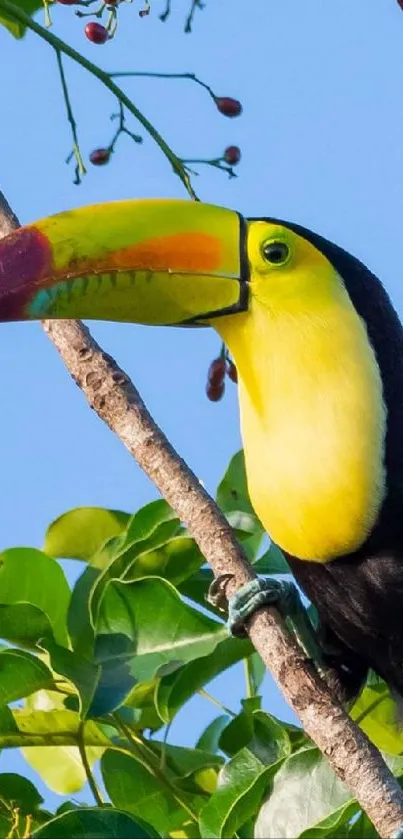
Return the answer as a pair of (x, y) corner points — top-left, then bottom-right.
(2, 198), (403, 706)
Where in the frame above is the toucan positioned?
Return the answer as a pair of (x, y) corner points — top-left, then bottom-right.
(2, 198), (403, 707)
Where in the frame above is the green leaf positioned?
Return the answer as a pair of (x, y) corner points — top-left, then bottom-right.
(0, 649), (52, 703)
(44, 507), (130, 562)
(90, 514), (182, 618)
(19, 694), (108, 794)
(149, 741), (223, 780)
(216, 450), (256, 516)
(225, 511), (264, 560)
(254, 748), (354, 839)
(157, 636), (253, 723)
(0, 773), (43, 814)
(196, 715), (231, 753)
(32, 807), (157, 838)
(219, 707), (291, 765)
(347, 811), (377, 837)
(123, 499), (177, 544)
(102, 748), (201, 835)
(0, 0), (42, 38)
(68, 567), (100, 658)
(178, 568), (216, 612)
(351, 682), (403, 754)
(90, 633), (139, 717)
(96, 577), (227, 682)
(16, 707), (110, 752)
(129, 536), (204, 586)
(199, 748), (274, 838)
(0, 603), (53, 649)
(123, 679), (164, 732)
(0, 548), (70, 646)
(225, 510), (261, 535)
(254, 544), (290, 575)
(41, 639), (101, 719)
(0, 706), (18, 736)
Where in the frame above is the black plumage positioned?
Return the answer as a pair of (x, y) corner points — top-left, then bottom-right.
(260, 220), (403, 700)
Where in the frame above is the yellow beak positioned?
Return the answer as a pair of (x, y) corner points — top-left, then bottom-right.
(0, 199), (248, 326)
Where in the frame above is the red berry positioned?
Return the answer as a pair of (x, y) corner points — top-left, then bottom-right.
(84, 21), (109, 43)
(398, 0), (403, 8)
(227, 361), (238, 383)
(89, 148), (110, 166)
(224, 146), (241, 166)
(206, 381), (225, 402)
(214, 97), (242, 118)
(207, 357), (226, 387)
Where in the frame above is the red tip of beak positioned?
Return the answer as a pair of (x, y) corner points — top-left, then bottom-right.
(0, 227), (53, 321)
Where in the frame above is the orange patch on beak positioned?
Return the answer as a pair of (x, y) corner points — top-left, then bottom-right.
(108, 232), (222, 274)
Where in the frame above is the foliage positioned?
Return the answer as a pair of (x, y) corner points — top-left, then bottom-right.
(0, 5), (401, 833)
(0, 450), (398, 838)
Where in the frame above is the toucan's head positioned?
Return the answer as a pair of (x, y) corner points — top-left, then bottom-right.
(0, 198), (347, 329)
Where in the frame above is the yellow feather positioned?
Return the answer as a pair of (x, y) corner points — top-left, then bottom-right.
(215, 222), (386, 562)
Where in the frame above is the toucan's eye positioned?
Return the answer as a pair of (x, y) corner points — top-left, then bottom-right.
(262, 241), (290, 265)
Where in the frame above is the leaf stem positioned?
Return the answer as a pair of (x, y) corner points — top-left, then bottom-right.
(55, 49), (86, 184)
(78, 722), (104, 806)
(198, 687), (236, 717)
(0, 0), (198, 200)
(244, 656), (254, 699)
(112, 713), (199, 822)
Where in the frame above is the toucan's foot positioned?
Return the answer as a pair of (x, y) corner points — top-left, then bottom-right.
(392, 826), (403, 838)
(208, 574), (323, 661)
(227, 577), (299, 636)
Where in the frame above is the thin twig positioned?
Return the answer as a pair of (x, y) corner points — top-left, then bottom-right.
(182, 157), (236, 178)
(198, 688), (236, 718)
(159, 0), (171, 22)
(55, 49), (86, 185)
(77, 722), (104, 805)
(109, 100), (142, 152)
(2, 196), (403, 836)
(109, 69), (216, 101)
(185, 0), (204, 32)
(113, 714), (199, 821)
(0, 0), (198, 200)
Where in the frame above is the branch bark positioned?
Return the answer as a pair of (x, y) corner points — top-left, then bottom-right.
(1, 190), (403, 838)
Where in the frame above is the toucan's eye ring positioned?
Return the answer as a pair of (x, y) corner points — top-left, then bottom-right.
(262, 241), (290, 265)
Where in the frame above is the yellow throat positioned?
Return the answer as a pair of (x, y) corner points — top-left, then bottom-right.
(215, 225), (387, 563)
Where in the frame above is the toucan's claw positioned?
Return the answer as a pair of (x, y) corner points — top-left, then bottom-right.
(227, 577), (299, 637)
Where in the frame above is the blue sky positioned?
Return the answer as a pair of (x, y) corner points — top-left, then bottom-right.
(0, 0), (403, 810)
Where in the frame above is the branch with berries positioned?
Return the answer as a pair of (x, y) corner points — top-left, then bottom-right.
(0, 0), (241, 191)
(206, 343), (237, 402)
(54, 0), (204, 36)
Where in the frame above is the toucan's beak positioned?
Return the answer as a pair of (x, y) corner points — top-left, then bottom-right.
(0, 199), (248, 326)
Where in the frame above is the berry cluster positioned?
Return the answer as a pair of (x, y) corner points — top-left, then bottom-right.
(89, 105), (242, 169)
(56, 0), (150, 44)
(206, 348), (238, 402)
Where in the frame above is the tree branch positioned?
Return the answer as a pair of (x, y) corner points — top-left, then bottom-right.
(1, 189), (403, 837)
